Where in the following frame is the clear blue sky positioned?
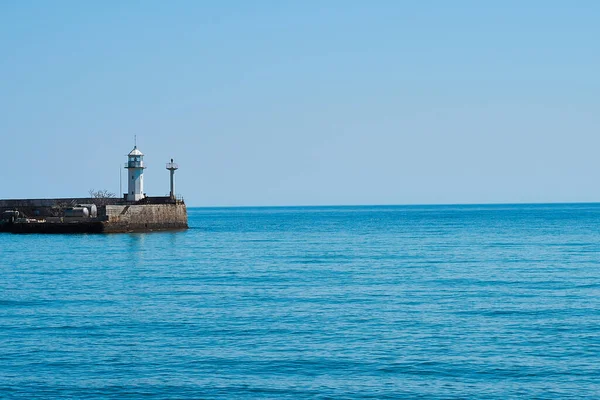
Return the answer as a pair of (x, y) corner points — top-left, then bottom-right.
(1, 1), (598, 206)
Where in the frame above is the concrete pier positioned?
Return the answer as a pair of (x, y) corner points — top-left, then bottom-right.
(0, 197), (188, 233)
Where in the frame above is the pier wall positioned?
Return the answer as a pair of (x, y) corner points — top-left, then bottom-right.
(0, 198), (188, 233)
(0, 198), (120, 218)
(102, 203), (188, 232)
(0, 198), (119, 208)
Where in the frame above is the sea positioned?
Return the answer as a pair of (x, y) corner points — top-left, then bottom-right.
(1, 204), (599, 399)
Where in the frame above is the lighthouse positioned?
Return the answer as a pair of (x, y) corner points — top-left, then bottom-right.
(125, 145), (146, 202)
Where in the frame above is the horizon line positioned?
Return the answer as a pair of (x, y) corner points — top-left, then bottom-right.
(187, 201), (600, 208)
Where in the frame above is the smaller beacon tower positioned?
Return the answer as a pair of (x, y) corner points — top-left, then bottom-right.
(166, 159), (179, 200)
(125, 146), (146, 202)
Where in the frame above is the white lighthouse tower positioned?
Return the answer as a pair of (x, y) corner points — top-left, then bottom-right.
(125, 145), (146, 202)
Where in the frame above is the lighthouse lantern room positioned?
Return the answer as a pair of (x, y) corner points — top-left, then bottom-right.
(125, 145), (146, 202)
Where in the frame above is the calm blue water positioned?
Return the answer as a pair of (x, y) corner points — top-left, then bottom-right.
(1, 204), (600, 399)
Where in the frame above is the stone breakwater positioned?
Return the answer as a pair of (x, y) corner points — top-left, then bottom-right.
(0, 197), (188, 233)
(102, 203), (188, 232)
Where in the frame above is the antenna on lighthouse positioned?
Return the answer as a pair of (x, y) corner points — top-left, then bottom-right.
(166, 158), (179, 200)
